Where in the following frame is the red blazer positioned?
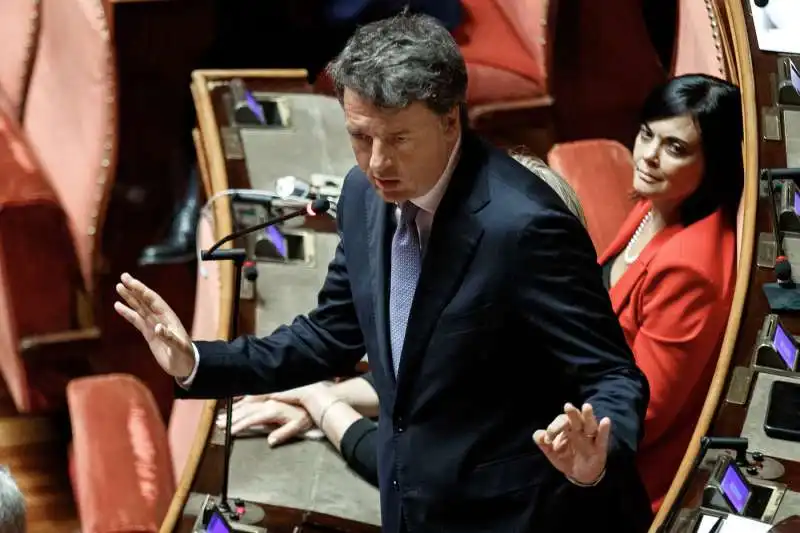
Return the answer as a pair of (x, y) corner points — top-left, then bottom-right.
(598, 200), (737, 513)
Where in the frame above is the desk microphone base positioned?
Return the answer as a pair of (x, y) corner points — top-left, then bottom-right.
(195, 494), (268, 532)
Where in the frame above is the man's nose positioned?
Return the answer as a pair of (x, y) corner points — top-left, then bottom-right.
(369, 141), (391, 174)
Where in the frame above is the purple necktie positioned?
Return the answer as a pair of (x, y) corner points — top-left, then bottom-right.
(389, 202), (422, 376)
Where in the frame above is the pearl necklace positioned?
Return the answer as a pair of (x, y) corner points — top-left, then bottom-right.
(624, 210), (654, 265)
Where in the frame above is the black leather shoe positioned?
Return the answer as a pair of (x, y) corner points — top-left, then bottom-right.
(139, 170), (200, 266)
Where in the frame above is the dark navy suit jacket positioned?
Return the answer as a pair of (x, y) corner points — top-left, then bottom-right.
(182, 132), (653, 532)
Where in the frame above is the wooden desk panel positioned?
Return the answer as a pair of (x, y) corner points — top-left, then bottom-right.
(162, 70), (376, 533)
(656, 0), (800, 529)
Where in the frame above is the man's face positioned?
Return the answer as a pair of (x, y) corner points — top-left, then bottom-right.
(342, 89), (460, 203)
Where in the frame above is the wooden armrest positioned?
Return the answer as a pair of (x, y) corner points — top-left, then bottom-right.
(13, 328), (101, 412)
(20, 327), (100, 351)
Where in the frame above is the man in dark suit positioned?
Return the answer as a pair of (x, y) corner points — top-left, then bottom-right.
(116, 13), (652, 532)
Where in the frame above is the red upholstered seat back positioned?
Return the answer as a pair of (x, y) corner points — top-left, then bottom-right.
(22, 0), (117, 291)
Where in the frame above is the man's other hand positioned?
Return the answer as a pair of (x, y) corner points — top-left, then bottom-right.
(533, 403), (610, 486)
(114, 272), (194, 379)
(217, 396), (313, 446)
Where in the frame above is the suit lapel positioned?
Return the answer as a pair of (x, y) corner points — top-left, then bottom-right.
(394, 133), (490, 399)
(365, 193), (395, 384)
(607, 221), (681, 315)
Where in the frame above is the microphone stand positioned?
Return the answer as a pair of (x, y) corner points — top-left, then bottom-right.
(200, 248), (245, 519)
(199, 198), (331, 521)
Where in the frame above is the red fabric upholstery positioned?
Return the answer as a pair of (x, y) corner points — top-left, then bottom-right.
(0, 0), (39, 117)
(67, 217), (222, 532)
(0, 92), (81, 412)
(547, 140), (636, 253)
(23, 0), (116, 291)
(456, 0), (546, 106)
(314, 1), (552, 111)
(671, 0), (726, 78)
(67, 374), (175, 533)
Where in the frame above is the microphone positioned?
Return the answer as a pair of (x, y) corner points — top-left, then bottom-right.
(776, 257), (795, 288)
(754, 0), (768, 7)
(199, 196), (330, 521)
(202, 197), (331, 260)
(765, 169), (793, 285)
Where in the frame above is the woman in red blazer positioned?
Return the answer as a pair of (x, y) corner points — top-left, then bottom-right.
(597, 74), (743, 512)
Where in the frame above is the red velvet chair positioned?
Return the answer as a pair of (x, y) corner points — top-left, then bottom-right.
(457, 0), (558, 127)
(67, 216), (221, 533)
(547, 140), (636, 254)
(0, 0), (41, 119)
(314, 0), (558, 130)
(0, 0), (117, 414)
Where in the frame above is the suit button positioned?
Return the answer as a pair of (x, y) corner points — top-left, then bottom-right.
(396, 416), (405, 432)
(392, 480), (399, 490)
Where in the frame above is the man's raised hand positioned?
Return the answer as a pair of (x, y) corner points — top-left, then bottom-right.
(114, 272), (195, 379)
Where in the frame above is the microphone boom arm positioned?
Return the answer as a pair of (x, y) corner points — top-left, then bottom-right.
(203, 198), (330, 258)
(198, 196), (330, 520)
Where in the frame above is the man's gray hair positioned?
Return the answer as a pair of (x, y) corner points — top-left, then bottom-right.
(511, 153), (588, 228)
(327, 13), (468, 114)
(0, 467), (26, 533)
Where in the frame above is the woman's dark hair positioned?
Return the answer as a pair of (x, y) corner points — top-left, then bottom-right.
(638, 74), (744, 226)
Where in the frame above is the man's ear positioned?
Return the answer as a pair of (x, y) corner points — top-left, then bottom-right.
(443, 106), (461, 136)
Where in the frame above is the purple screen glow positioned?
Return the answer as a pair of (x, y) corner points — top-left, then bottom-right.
(791, 60), (800, 96)
(245, 91), (266, 124)
(207, 513), (231, 533)
(774, 324), (798, 370)
(720, 464), (750, 514)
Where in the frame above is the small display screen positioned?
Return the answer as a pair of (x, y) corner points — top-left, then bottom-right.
(791, 59), (800, 96)
(794, 191), (800, 215)
(244, 90), (266, 124)
(207, 512), (232, 533)
(720, 463), (751, 514)
(774, 323), (798, 370)
(265, 225), (287, 258)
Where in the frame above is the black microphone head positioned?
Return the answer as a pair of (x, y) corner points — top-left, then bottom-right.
(776, 257), (793, 283)
(309, 197), (331, 215)
(754, 0), (768, 7)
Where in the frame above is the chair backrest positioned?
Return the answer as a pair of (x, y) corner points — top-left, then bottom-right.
(22, 0), (117, 292)
(547, 139), (635, 254)
(671, 0), (728, 79)
(167, 215), (221, 482)
(0, 94), (80, 411)
(0, 0), (41, 119)
(493, 0), (560, 95)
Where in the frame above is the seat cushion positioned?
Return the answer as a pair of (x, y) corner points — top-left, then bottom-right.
(68, 374), (175, 533)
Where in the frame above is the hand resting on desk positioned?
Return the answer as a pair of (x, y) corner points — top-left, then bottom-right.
(216, 395), (324, 445)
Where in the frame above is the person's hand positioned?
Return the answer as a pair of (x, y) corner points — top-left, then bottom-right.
(114, 273), (194, 379)
(217, 396), (313, 446)
(533, 403), (610, 486)
(266, 381), (335, 408)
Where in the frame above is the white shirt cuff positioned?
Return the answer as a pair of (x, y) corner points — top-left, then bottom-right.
(176, 343), (200, 389)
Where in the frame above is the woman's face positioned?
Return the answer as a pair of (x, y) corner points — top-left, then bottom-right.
(632, 114), (705, 207)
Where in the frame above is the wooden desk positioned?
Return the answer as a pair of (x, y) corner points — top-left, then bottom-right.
(160, 70), (377, 533)
(655, 1), (800, 530)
